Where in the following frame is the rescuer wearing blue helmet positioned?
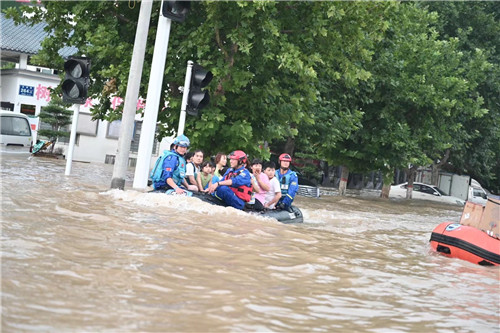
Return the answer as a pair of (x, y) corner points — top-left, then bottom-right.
(150, 134), (190, 194)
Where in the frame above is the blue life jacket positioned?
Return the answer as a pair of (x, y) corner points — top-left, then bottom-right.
(276, 169), (297, 195)
(150, 150), (186, 189)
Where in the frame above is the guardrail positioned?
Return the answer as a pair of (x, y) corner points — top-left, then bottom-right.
(297, 185), (320, 198)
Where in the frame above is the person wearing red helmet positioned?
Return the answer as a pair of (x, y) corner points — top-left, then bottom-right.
(207, 150), (253, 210)
(275, 153), (299, 209)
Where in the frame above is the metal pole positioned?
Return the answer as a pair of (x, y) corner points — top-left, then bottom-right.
(110, 0), (153, 190)
(65, 104), (80, 176)
(177, 60), (193, 136)
(132, 8), (172, 189)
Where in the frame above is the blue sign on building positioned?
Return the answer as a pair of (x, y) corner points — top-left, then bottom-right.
(19, 85), (35, 97)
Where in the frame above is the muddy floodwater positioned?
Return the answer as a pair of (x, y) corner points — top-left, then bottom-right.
(1, 152), (499, 332)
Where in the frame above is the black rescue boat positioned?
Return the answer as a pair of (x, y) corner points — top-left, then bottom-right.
(192, 192), (303, 224)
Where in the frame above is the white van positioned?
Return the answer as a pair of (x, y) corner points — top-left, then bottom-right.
(468, 179), (489, 206)
(0, 111), (33, 149)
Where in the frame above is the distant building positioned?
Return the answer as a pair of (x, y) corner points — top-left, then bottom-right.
(0, 12), (170, 168)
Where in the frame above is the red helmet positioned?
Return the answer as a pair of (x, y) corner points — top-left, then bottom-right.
(279, 153), (292, 162)
(229, 150), (247, 165)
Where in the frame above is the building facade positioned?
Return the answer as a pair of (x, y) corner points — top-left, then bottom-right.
(1, 12), (169, 169)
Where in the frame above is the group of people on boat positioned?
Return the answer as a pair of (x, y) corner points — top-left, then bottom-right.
(150, 134), (299, 211)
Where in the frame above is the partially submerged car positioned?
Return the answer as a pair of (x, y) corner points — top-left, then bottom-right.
(390, 182), (466, 206)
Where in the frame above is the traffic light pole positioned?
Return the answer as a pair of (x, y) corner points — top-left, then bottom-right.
(110, 0), (153, 190)
(64, 104), (80, 176)
(132, 5), (172, 189)
(177, 61), (193, 136)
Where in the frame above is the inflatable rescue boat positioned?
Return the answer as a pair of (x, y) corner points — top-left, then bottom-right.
(192, 192), (303, 224)
(430, 222), (500, 266)
(430, 196), (500, 266)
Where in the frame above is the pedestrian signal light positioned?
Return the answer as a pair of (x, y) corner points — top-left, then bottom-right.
(162, 1), (190, 22)
(62, 57), (90, 104)
(187, 64), (213, 116)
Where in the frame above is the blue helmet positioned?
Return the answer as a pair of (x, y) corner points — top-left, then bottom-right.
(173, 134), (190, 148)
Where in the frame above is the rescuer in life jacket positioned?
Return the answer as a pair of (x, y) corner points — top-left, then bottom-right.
(150, 134), (190, 194)
(207, 150), (253, 210)
(275, 153), (299, 210)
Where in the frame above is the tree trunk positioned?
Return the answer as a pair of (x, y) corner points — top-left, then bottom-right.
(380, 169), (394, 199)
(49, 140), (55, 154)
(431, 149), (450, 186)
(405, 166), (417, 199)
(338, 166), (349, 196)
(321, 161), (329, 186)
(380, 184), (390, 198)
(284, 136), (295, 156)
(431, 164), (439, 186)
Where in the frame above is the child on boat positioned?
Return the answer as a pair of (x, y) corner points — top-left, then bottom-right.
(198, 160), (214, 192)
(263, 161), (281, 209)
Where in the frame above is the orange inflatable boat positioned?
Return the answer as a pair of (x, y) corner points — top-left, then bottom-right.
(430, 196), (500, 266)
(430, 222), (500, 266)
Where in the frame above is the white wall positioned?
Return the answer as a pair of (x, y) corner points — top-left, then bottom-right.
(1, 69), (60, 116)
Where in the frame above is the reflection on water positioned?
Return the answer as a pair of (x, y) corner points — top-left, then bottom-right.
(1, 154), (499, 332)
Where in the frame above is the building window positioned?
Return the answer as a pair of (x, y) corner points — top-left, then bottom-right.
(1, 102), (14, 111)
(130, 121), (159, 155)
(20, 104), (36, 116)
(77, 113), (98, 136)
(104, 154), (137, 167)
(130, 121), (140, 153)
(106, 120), (121, 139)
(105, 154), (116, 165)
(107, 120), (158, 154)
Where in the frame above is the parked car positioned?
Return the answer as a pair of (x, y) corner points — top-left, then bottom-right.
(390, 182), (466, 206)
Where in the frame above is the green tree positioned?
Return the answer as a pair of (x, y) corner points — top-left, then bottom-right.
(312, 3), (489, 197)
(4, 1), (496, 195)
(4, 1), (389, 159)
(37, 97), (73, 154)
(424, 1), (500, 193)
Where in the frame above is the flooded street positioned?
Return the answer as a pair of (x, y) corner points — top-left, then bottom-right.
(1, 153), (499, 332)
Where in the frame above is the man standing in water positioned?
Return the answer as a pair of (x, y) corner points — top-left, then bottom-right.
(207, 150), (252, 210)
(275, 153), (299, 210)
(150, 135), (190, 194)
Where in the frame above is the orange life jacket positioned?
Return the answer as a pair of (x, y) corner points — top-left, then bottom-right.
(224, 169), (253, 202)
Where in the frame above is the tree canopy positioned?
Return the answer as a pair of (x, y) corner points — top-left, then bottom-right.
(4, 1), (498, 193)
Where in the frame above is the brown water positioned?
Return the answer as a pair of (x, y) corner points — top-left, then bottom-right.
(1, 153), (499, 332)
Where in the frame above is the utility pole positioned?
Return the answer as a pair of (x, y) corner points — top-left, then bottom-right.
(132, 4), (172, 189)
(110, 0), (153, 190)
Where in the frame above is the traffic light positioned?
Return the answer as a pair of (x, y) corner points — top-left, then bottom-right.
(61, 56), (90, 104)
(187, 64), (213, 116)
(162, 1), (190, 22)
